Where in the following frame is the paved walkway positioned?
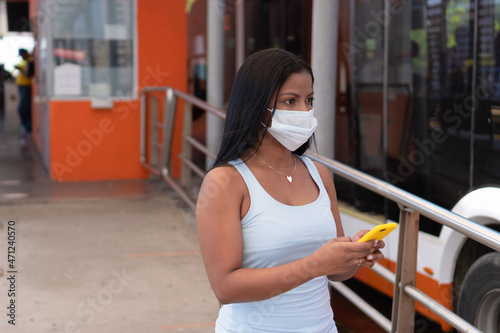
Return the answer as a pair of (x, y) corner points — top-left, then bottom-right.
(0, 115), (219, 332)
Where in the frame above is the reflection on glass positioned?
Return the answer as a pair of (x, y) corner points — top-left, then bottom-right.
(349, 0), (386, 213)
(50, 0), (134, 97)
(341, 0), (500, 230)
(244, 0), (307, 59)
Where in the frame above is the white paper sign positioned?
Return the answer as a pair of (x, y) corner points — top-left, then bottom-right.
(54, 63), (81, 96)
(104, 24), (128, 40)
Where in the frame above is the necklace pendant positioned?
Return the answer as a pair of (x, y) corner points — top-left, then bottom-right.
(287, 176), (293, 183)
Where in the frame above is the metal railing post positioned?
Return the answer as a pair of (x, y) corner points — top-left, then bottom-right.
(393, 208), (420, 333)
(150, 95), (159, 170)
(161, 88), (177, 176)
(391, 209), (405, 332)
(181, 101), (193, 195)
(140, 89), (147, 164)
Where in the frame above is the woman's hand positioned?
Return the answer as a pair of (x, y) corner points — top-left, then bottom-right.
(309, 236), (377, 277)
(352, 229), (386, 268)
(315, 231), (386, 282)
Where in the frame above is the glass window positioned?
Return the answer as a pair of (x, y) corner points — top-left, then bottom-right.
(49, 0), (135, 98)
(244, 0), (308, 60)
(472, 0), (500, 190)
(348, 0), (387, 214)
(340, 0), (500, 234)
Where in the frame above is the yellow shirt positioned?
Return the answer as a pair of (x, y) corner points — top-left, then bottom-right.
(15, 58), (32, 86)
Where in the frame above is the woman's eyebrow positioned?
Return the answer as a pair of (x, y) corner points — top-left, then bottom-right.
(278, 91), (315, 97)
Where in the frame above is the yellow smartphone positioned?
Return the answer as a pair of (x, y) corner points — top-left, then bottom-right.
(357, 223), (397, 242)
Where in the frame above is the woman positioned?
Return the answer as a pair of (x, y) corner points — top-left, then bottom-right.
(196, 49), (385, 332)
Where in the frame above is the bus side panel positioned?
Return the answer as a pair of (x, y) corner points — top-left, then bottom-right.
(354, 262), (453, 332)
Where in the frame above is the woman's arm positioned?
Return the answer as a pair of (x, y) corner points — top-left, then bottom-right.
(196, 165), (377, 304)
(314, 161), (385, 282)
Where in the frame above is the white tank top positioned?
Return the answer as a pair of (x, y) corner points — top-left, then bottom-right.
(216, 155), (338, 333)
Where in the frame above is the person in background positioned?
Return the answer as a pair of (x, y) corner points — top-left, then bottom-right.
(14, 48), (33, 135)
(196, 48), (385, 332)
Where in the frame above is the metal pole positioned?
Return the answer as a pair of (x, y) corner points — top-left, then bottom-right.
(390, 208), (406, 332)
(181, 101), (193, 194)
(151, 95), (159, 169)
(403, 285), (482, 333)
(395, 208), (420, 333)
(330, 281), (391, 332)
(382, 0), (389, 174)
(330, 281), (392, 332)
(469, 0), (479, 188)
(235, 0), (245, 71)
(311, 0), (339, 159)
(161, 88), (177, 175)
(206, 0), (225, 168)
(140, 90), (147, 163)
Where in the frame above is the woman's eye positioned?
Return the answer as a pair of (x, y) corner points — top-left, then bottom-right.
(307, 98), (314, 106)
(284, 99), (295, 105)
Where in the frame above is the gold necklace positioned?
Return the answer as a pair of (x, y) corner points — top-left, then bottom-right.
(249, 150), (297, 183)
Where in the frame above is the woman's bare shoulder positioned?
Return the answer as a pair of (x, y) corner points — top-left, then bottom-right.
(312, 160), (337, 192)
(312, 161), (332, 181)
(197, 163), (247, 208)
(203, 163), (244, 187)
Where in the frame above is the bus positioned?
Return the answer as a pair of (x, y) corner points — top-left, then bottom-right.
(187, 0), (500, 330)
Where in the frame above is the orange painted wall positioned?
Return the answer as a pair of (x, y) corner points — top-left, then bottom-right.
(50, 101), (146, 181)
(47, 0), (187, 181)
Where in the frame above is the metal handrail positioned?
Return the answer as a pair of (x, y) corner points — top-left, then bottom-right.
(330, 280), (392, 331)
(403, 284), (480, 332)
(140, 87), (500, 333)
(346, 262), (482, 332)
(175, 90), (226, 119)
(305, 153), (500, 252)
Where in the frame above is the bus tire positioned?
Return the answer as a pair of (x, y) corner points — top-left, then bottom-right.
(457, 252), (500, 332)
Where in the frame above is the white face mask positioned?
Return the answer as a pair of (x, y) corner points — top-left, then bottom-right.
(265, 108), (318, 151)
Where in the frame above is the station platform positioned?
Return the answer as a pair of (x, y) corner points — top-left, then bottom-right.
(0, 114), (444, 333)
(0, 116), (220, 332)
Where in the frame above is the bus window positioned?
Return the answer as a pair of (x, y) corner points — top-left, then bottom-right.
(474, 0), (500, 189)
(337, 0), (500, 235)
(337, 0), (388, 215)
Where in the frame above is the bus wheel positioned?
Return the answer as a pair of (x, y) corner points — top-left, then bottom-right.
(457, 252), (500, 332)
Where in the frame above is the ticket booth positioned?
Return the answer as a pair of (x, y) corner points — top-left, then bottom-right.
(28, 0), (187, 181)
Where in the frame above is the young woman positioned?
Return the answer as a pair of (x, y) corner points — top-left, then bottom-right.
(196, 48), (385, 333)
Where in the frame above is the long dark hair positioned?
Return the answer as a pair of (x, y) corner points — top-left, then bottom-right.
(211, 48), (314, 169)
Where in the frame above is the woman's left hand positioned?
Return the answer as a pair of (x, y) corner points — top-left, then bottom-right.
(352, 230), (386, 268)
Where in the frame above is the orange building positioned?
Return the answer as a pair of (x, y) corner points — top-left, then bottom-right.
(23, 0), (187, 181)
